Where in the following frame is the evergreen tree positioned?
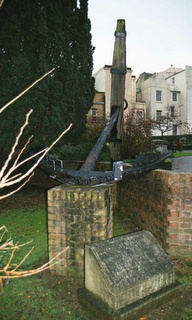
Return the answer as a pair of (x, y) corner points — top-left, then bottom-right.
(0, 0), (95, 157)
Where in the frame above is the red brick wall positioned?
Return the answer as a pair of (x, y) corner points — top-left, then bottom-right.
(116, 170), (192, 255)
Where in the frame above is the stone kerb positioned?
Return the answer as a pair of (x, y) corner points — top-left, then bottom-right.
(47, 184), (113, 277)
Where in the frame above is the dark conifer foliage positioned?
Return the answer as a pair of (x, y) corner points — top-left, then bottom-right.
(0, 0), (95, 156)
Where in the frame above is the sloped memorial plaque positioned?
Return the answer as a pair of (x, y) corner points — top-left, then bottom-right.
(78, 231), (181, 320)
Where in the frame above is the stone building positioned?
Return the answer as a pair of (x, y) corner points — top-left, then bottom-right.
(87, 65), (146, 122)
(136, 65), (192, 135)
(88, 64), (192, 136)
(87, 91), (105, 122)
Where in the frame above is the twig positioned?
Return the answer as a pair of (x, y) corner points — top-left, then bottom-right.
(1, 246), (69, 279)
(12, 246), (34, 272)
(0, 69), (55, 114)
(0, 112), (72, 196)
(0, 226), (8, 242)
(0, 174), (34, 200)
(0, 0), (5, 9)
(0, 226), (69, 280)
(0, 110), (33, 180)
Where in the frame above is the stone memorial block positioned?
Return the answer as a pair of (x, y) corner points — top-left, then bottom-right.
(78, 230), (180, 319)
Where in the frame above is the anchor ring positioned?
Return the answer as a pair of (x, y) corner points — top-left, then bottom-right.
(124, 99), (128, 111)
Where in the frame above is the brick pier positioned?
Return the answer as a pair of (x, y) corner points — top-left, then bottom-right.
(47, 184), (113, 277)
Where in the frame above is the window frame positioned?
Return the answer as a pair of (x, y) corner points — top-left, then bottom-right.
(156, 110), (162, 121)
(173, 124), (177, 135)
(156, 90), (162, 102)
(170, 106), (175, 117)
(172, 92), (177, 102)
(136, 110), (143, 121)
(91, 108), (97, 121)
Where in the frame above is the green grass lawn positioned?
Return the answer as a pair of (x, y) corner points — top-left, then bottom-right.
(0, 208), (87, 320)
(0, 207), (192, 319)
(123, 151), (192, 165)
(170, 151), (192, 158)
(0, 209), (48, 269)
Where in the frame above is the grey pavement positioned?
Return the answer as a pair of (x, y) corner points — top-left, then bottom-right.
(171, 155), (192, 173)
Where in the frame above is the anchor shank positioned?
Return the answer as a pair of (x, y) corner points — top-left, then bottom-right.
(109, 19), (127, 162)
(79, 107), (120, 175)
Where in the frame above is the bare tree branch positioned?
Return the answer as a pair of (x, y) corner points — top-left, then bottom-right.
(0, 114), (72, 197)
(0, 59), (71, 292)
(0, 225), (69, 279)
(0, 68), (55, 114)
(0, 0), (5, 9)
(0, 110), (33, 180)
(0, 174), (34, 200)
(152, 105), (189, 136)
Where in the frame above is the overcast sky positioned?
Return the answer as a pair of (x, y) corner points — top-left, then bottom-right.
(88, 0), (192, 77)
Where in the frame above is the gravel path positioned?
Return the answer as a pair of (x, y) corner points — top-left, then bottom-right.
(172, 156), (192, 173)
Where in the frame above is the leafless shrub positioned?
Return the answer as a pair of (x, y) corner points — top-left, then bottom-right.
(121, 113), (154, 159)
(0, 70), (71, 293)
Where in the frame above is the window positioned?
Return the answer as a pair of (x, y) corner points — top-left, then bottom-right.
(91, 109), (97, 121)
(172, 92), (177, 101)
(156, 110), (162, 121)
(130, 110), (143, 122)
(172, 77), (175, 85)
(170, 106), (175, 117)
(173, 124), (177, 135)
(136, 111), (143, 121)
(156, 90), (162, 102)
